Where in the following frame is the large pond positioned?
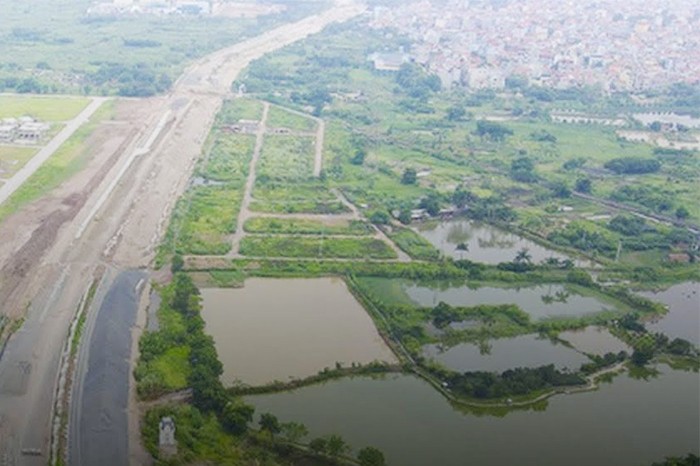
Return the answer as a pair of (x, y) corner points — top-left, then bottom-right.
(423, 334), (590, 372)
(389, 279), (617, 321)
(248, 368), (699, 466)
(200, 278), (397, 386)
(416, 219), (586, 265)
(639, 282), (700, 345)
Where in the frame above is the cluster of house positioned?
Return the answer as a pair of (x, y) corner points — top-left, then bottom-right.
(368, 0), (700, 92)
(0, 117), (50, 144)
(86, 0), (284, 18)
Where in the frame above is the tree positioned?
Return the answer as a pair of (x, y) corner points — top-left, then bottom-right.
(309, 437), (328, 455)
(401, 168), (417, 185)
(452, 187), (475, 209)
(604, 157), (661, 175)
(171, 254), (184, 273)
(281, 422), (308, 443)
(419, 193), (441, 216)
(514, 248), (532, 264)
(551, 181), (571, 198)
(575, 177), (592, 193)
(675, 206), (690, 220)
(446, 105), (466, 121)
(369, 210), (390, 225)
(259, 413), (282, 439)
(221, 400), (254, 435)
(510, 157), (537, 183)
(351, 148), (367, 166)
(475, 120), (513, 142)
(398, 209), (412, 225)
(358, 446), (386, 466)
(326, 435), (349, 458)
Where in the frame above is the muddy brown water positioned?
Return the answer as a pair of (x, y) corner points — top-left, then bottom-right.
(200, 278), (397, 386)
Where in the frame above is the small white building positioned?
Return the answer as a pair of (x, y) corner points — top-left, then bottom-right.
(159, 417), (177, 456)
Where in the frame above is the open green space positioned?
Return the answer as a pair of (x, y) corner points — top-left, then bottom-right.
(172, 185), (241, 255)
(257, 135), (315, 181)
(0, 95), (91, 121)
(198, 133), (255, 183)
(0, 146), (38, 178)
(0, 0), (327, 95)
(244, 217), (373, 236)
(216, 98), (265, 125)
(248, 199), (350, 214)
(252, 181), (337, 202)
(267, 105), (317, 132)
(382, 226), (441, 261)
(240, 236), (398, 259)
(0, 100), (114, 223)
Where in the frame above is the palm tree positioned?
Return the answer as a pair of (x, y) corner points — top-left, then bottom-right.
(514, 247), (532, 264)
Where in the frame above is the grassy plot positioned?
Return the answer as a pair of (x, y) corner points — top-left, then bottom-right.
(266, 105), (317, 132)
(176, 186), (242, 255)
(0, 95), (91, 121)
(383, 226), (441, 261)
(257, 135), (314, 181)
(198, 133), (255, 183)
(0, 146), (38, 178)
(216, 98), (264, 125)
(252, 181), (337, 202)
(248, 199), (349, 214)
(0, 100), (114, 223)
(239, 236), (398, 259)
(244, 217), (373, 235)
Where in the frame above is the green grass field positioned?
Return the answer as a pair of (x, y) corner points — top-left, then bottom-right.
(198, 133), (255, 183)
(267, 105), (317, 132)
(216, 98), (265, 125)
(0, 146), (38, 178)
(252, 181), (337, 202)
(0, 95), (91, 121)
(176, 186), (241, 255)
(248, 199), (349, 214)
(239, 235), (398, 259)
(383, 226), (441, 261)
(244, 217), (373, 235)
(257, 134), (315, 180)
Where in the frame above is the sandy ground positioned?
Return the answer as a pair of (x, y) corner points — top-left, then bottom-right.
(0, 2), (366, 465)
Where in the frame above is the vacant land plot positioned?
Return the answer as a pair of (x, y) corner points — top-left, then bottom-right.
(0, 146), (38, 179)
(257, 135), (314, 180)
(244, 217), (373, 235)
(266, 105), (317, 132)
(248, 199), (349, 214)
(253, 181), (337, 202)
(0, 95), (91, 121)
(176, 186), (242, 255)
(198, 133), (255, 183)
(216, 98), (264, 125)
(239, 236), (398, 259)
(383, 226), (441, 261)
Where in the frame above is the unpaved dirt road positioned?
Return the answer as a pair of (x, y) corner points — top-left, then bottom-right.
(0, 2), (365, 465)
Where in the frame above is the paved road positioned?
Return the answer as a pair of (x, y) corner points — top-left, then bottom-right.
(0, 98), (107, 206)
(69, 270), (146, 466)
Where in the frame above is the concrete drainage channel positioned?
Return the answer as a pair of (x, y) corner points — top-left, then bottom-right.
(65, 270), (148, 466)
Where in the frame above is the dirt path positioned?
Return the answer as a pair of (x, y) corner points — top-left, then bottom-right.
(229, 102), (270, 256)
(333, 189), (411, 262)
(314, 118), (325, 177)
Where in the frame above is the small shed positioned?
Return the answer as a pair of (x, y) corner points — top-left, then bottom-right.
(159, 417), (177, 456)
